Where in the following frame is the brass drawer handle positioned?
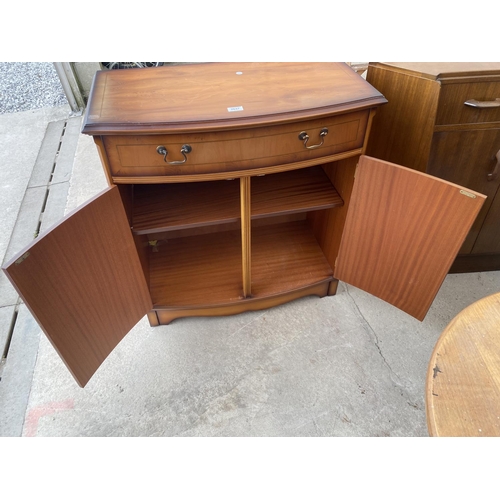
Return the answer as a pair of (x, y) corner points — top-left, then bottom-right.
(298, 128), (328, 149)
(464, 98), (500, 109)
(487, 150), (500, 181)
(156, 144), (192, 164)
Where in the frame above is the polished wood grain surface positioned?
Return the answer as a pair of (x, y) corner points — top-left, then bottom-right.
(250, 221), (333, 298)
(334, 156), (486, 320)
(132, 180), (240, 233)
(83, 63), (386, 134)
(131, 167), (343, 234)
(436, 81), (500, 125)
(426, 292), (500, 436)
(473, 182), (500, 254)
(428, 128), (500, 253)
(149, 229), (244, 307)
(101, 110), (368, 177)
(366, 65), (440, 172)
(365, 62), (500, 273)
(148, 221), (333, 308)
(2, 187), (152, 387)
(109, 148), (364, 185)
(241, 177), (252, 298)
(308, 157), (358, 270)
(307, 109), (376, 271)
(153, 281), (330, 325)
(371, 62), (500, 81)
(251, 167), (343, 217)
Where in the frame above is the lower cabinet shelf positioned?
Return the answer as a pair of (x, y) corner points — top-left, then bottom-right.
(149, 228), (243, 308)
(250, 221), (333, 297)
(149, 220), (334, 311)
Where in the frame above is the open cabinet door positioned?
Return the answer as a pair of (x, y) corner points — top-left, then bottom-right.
(334, 156), (486, 321)
(3, 186), (152, 387)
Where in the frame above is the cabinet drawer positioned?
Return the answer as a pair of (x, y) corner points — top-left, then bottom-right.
(436, 80), (500, 126)
(102, 110), (369, 178)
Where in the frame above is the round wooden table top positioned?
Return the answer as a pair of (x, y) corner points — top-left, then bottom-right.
(426, 292), (500, 436)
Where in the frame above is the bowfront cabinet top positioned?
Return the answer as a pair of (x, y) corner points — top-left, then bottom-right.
(82, 62), (386, 134)
(2, 63), (486, 387)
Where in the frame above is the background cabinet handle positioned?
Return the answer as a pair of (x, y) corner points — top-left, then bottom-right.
(464, 98), (500, 108)
(298, 128), (328, 149)
(487, 150), (500, 181)
(156, 144), (192, 164)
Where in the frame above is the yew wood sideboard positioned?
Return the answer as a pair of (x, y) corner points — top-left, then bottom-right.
(365, 62), (500, 273)
(2, 63), (486, 387)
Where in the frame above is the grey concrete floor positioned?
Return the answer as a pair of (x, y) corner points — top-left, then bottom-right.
(1, 104), (500, 438)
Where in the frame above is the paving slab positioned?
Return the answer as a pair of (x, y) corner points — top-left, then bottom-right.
(0, 107), (80, 436)
(24, 290), (429, 437)
(0, 304), (16, 362)
(0, 106), (70, 309)
(28, 271), (500, 437)
(0, 304), (42, 436)
(27, 119), (65, 189)
(64, 131), (107, 213)
(51, 117), (82, 186)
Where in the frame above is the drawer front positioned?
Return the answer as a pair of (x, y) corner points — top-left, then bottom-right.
(436, 80), (500, 126)
(102, 110), (369, 178)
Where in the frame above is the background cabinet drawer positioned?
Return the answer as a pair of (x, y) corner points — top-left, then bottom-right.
(436, 81), (500, 126)
(102, 110), (369, 177)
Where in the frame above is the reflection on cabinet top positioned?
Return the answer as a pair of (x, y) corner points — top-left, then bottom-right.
(82, 63), (387, 135)
(369, 62), (500, 82)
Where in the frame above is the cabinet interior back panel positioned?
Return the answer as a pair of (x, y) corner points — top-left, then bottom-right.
(250, 221), (333, 298)
(149, 229), (244, 307)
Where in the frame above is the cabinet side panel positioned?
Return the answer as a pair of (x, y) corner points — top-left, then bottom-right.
(335, 156), (486, 321)
(365, 65), (440, 172)
(2, 187), (152, 387)
(93, 136), (114, 186)
(307, 156), (358, 270)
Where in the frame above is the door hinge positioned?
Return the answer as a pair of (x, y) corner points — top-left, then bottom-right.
(15, 252), (30, 265)
(459, 189), (477, 199)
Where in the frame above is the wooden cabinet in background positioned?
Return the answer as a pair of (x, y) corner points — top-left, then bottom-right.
(365, 62), (500, 273)
(2, 63), (486, 387)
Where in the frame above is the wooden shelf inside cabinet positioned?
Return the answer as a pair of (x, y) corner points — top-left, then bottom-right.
(131, 167), (343, 235)
(148, 220), (333, 309)
(132, 179), (240, 234)
(250, 221), (333, 298)
(251, 167), (343, 218)
(149, 229), (243, 307)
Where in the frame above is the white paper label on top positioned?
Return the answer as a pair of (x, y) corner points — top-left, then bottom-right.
(227, 106), (244, 112)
